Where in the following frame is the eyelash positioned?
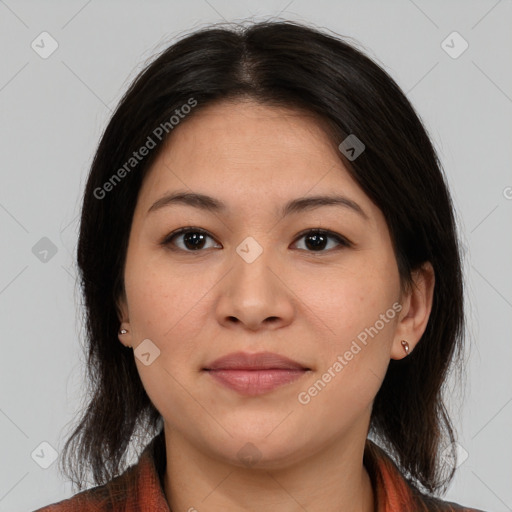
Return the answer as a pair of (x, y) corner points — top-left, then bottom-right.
(160, 227), (352, 254)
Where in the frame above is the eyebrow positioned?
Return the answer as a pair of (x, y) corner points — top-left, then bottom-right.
(147, 191), (368, 220)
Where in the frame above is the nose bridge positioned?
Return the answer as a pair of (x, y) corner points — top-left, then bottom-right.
(232, 233), (275, 295)
(215, 232), (293, 330)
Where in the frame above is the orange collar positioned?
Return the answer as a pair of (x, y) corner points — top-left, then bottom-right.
(35, 431), (480, 511)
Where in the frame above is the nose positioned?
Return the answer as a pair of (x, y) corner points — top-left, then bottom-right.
(215, 245), (295, 332)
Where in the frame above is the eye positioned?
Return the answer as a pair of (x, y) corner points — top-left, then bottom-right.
(161, 227), (351, 253)
(292, 229), (352, 252)
(161, 227), (221, 252)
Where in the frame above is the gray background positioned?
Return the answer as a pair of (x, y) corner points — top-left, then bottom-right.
(0, 1), (511, 511)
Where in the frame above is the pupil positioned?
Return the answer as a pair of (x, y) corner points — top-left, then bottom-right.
(184, 232), (205, 250)
(306, 233), (326, 250)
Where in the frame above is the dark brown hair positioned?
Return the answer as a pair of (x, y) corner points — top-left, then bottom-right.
(60, 19), (465, 497)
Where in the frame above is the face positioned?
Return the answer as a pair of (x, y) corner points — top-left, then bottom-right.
(117, 99), (414, 469)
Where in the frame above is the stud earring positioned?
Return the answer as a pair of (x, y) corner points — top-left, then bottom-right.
(400, 340), (410, 355)
(119, 328), (132, 348)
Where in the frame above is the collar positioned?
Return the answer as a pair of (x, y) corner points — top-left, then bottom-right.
(130, 431), (420, 511)
(125, 431), (470, 511)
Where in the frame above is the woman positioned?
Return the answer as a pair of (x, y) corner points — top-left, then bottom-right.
(34, 20), (485, 512)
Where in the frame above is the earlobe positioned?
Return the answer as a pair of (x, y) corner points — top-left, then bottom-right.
(116, 293), (133, 348)
(391, 262), (435, 360)
(118, 323), (133, 348)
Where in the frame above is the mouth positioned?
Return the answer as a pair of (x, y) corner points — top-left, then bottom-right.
(203, 351), (311, 396)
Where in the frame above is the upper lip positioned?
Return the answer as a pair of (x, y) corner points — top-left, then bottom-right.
(204, 351), (310, 371)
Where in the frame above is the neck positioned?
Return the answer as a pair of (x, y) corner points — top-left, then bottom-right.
(163, 426), (374, 512)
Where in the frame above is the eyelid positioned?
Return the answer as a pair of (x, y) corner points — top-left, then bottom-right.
(292, 228), (352, 249)
(160, 227), (353, 252)
(160, 226), (217, 248)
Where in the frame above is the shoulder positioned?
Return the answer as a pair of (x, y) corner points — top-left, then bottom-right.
(32, 432), (167, 512)
(405, 474), (488, 512)
(32, 465), (141, 511)
(364, 439), (488, 512)
(414, 492), (488, 512)
(32, 453), (141, 511)
(398, 478), (488, 512)
(31, 484), (114, 511)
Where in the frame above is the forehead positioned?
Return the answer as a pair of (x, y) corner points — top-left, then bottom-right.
(136, 99), (370, 216)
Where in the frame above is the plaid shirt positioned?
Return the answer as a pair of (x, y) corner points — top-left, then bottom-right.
(34, 432), (485, 511)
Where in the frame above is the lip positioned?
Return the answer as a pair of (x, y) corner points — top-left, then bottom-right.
(203, 351), (311, 396)
(204, 351), (310, 371)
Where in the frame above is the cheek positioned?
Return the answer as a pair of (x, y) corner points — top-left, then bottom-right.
(124, 261), (211, 422)
(301, 257), (400, 342)
(296, 305), (398, 438)
(124, 251), (210, 339)
(297, 256), (400, 407)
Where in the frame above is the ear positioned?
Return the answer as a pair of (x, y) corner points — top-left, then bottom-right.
(391, 262), (435, 360)
(116, 291), (133, 349)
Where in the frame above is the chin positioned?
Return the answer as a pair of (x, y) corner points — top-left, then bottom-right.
(207, 431), (311, 471)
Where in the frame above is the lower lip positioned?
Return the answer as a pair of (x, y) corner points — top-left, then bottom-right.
(205, 369), (307, 396)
